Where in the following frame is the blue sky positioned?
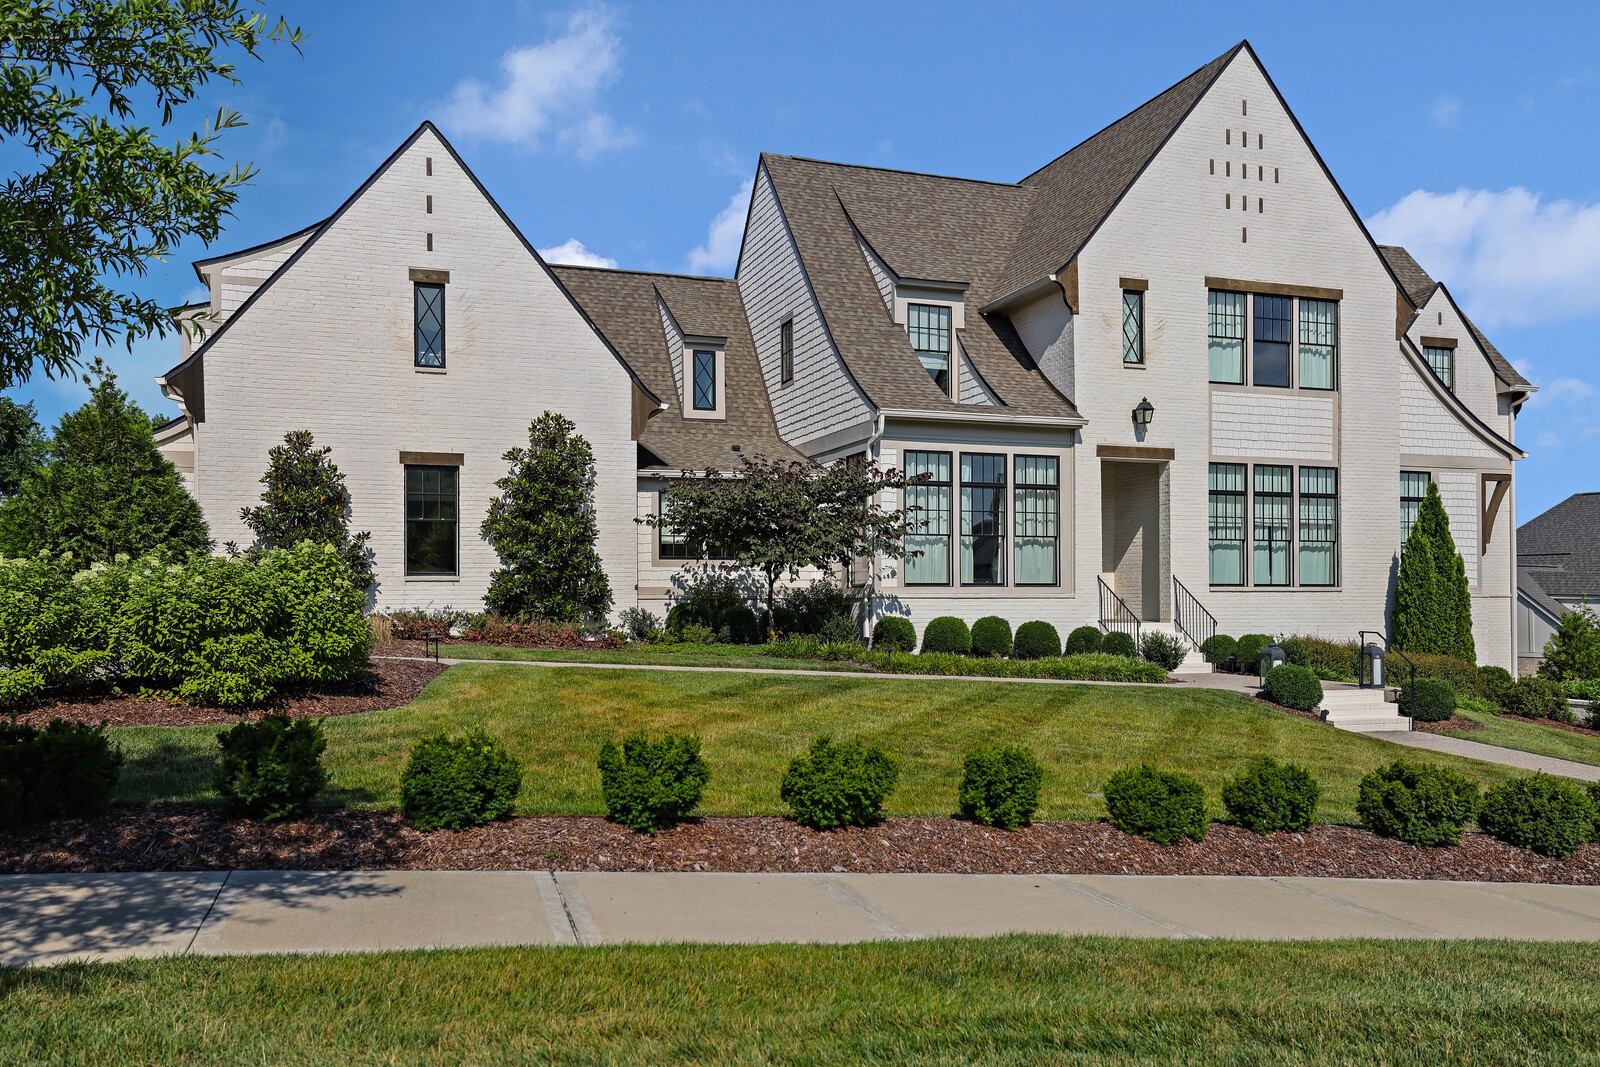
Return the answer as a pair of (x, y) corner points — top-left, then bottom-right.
(7, 0), (1599, 519)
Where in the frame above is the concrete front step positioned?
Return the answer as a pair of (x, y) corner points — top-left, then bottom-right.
(1318, 686), (1411, 732)
(1136, 622), (1214, 676)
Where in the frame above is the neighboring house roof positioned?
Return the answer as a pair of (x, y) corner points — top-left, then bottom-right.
(1517, 563), (1569, 625)
(1518, 492), (1600, 600)
(1378, 245), (1532, 391)
(760, 153), (1081, 419)
(551, 265), (805, 470)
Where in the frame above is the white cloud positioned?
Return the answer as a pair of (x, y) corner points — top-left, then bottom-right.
(1368, 187), (1600, 327)
(685, 178), (754, 275)
(260, 116), (288, 152)
(537, 238), (617, 268)
(438, 6), (634, 156)
(1429, 95), (1461, 128)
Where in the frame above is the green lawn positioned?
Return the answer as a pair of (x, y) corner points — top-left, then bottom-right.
(1443, 704), (1600, 769)
(5, 937), (1599, 1064)
(421, 640), (837, 671)
(114, 663), (1523, 823)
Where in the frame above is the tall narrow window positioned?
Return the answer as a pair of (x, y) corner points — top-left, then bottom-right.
(1299, 467), (1338, 586)
(1253, 464), (1292, 586)
(1299, 299), (1337, 390)
(903, 451), (951, 585)
(692, 350), (716, 411)
(1423, 345), (1454, 391)
(960, 453), (1006, 585)
(414, 283), (445, 368)
(404, 465), (458, 575)
(1208, 463), (1246, 586)
(779, 319), (794, 384)
(907, 303), (952, 396)
(1400, 471), (1431, 542)
(1207, 290), (1245, 383)
(1252, 295), (1291, 387)
(1121, 290), (1144, 364)
(1013, 455), (1059, 586)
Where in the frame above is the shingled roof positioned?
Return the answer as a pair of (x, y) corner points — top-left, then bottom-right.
(1518, 492), (1600, 600)
(550, 265), (803, 470)
(1378, 245), (1532, 391)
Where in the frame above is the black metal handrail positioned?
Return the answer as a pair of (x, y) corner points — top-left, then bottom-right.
(1097, 576), (1142, 646)
(1359, 630), (1417, 719)
(1172, 576), (1216, 657)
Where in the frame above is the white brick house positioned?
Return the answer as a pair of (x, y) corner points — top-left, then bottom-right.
(156, 41), (1530, 667)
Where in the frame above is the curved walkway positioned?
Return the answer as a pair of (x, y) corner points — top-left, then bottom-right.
(1358, 729), (1600, 782)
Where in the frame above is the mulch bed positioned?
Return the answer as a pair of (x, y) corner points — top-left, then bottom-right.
(1417, 717), (1484, 734)
(8, 658), (449, 728)
(5, 808), (1600, 883)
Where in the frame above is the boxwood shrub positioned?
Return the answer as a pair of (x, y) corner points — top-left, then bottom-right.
(1498, 676), (1569, 720)
(1014, 621), (1062, 660)
(1235, 634), (1273, 673)
(869, 650), (1166, 683)
(970, 616), (1013, 658)
(921, 616), (972, 656)
(597, 731), (710, 833)
(1200, 634), (1237, 666)
(0, 719), (123, 830)
(721, 606), (762, 645)
(1221, 756), (1320, 834)
(1403, 677), (1457, 723)
(1065, 625), (1104, 656)
(400, 727), (524, 831)
(1100, 631), (1138, 659)
(214, 714), (328, 822)
(1103, 764), (1207, 844)
(1262, 663), (1323, 713)
(1478, 775), (1596, 858)
(871, 616), (916, 652)
(780, 736), (900, 830)
(958, 745), (1043, 830)
(1355, 760), (1480, 846)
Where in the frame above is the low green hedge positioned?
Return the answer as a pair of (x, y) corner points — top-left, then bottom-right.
(958, 745), (1043, 830)
(1356, 760), (1480, 847)
(597, 731), (710, 834)
(1478, 775), (1595, 858)
(971, 616), (1013, 658)
(862, 650), (1167, 683)
(1200, 634), (1237, 666)
(1236, 635), (1273, 673)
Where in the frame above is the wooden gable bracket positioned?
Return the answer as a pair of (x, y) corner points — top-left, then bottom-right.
(1482, 473), (1511, 554)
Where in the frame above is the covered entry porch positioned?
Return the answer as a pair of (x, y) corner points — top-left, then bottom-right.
(1098, 447), (1172, 627)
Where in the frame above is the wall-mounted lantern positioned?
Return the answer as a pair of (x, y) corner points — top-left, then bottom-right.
(1132, 397), (1155, 431)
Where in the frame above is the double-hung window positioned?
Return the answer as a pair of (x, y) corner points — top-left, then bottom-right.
(959, 453), (1006, 585)
(908, 303), (952, 396)
(1252, 465), (1293, 586)
(1298, 300), (1337, 389)
(1208, 291), (1246, 383)
(414, 283), (445, 368)
(657, 490), (726, 560)
(779, 319), (794, 384)
(1298, 467), (1338, 586)
(404, 465), (458, 575)
(1121, 290), (1144, 365)
(1208, 463), (1247, 586)
(1013, 456), (1059, 585)
(1252, 295), (1292, 388)
(903, 450), (952, 585)
(692, 350), (717, 411)
(1400, 471), (1431, 543)
(1423, 345), (1454, 391)
(1211, 463), (1339, 587)
(1209, 290), (1338, 390)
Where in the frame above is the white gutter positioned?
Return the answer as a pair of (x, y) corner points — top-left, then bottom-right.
(878, 407), (1087, 429)
(979, 273), (1061, 315)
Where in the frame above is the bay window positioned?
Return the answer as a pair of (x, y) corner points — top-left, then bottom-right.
(1013, 455), (1059, 585)
(903, 450), (951, 584)
(960, 453), (1006, 585)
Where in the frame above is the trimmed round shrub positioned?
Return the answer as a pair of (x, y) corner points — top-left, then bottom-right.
(1356, 760), (1481, 847)
(1100, 631), (1138, 659)
(1221, 756), (1320, 834)
(1499, 676), (1566, 719)
(921, 616), (972, 655)
(1263, 664), (1323, 713)
(597, 731), (710, 834)
(871, 616), (916, 652)
(1236, 634), (1273, 673)
(1014, 621), (1062, 660)
(1200, 634), (1237, 666)
(665, 603), (711, 634)
(1066, 625), (1104, 655)
(400, 727), (524, 831)
(958, 745), (1043, 830)
(1103, 764), (1207, 844)
(1279, 636), (1309, 667)
(1479, 665), (1514, 689)
(214, 714), (327, 823)
(0, 720), (123, 830)
(722, 606), (761, 645)
(1140, 631), (1187, 671)
(1403, 677), (1456, 723)
(971, 616), (1013, 658)
(780, 736), (900, 830)
(1479, 775), (1596, 858)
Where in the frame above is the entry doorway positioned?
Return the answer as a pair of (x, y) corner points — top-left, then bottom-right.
(1100, 459), (1169, 622)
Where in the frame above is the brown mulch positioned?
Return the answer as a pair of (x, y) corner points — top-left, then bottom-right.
(9, 658), (449, 728)
(1416, 717), (1484, 733)
(6, 808), (1600, 883)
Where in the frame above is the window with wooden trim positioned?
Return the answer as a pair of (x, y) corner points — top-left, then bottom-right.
(960, 453), (1006, 586)
(907, 303), (952, 396)
(1121, 290), (1144, 365)
(414, 283), (445, 368)
(1208, 463), (1246, 585)
(1400, 471), (1431, 543)
(1210, 289), (1339, 391)
(404, 464), (458, 575)
(1298, 467), (1338, 586)
(779, 319), (794, 384)
(903, 450), (951, 585)
(1423, 345), (1454, 391)
(1013, 455), (1059, 586)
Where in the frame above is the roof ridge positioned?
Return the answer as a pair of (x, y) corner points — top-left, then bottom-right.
(763, 152), (1025, 190)
(549, 263), (737, 284)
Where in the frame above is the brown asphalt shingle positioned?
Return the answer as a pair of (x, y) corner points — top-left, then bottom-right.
(1379, 245), (1531, 391)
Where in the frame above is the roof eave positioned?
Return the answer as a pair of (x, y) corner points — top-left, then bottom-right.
(879, 407), (1086, 429)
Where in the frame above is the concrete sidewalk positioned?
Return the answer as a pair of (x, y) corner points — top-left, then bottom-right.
(8, 870), (1600, 967)
(1359, 729), (1600, 782)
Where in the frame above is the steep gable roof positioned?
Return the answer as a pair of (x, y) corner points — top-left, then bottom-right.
(1379, 245), (1532, 391)
(1518, 492), (1600, 599)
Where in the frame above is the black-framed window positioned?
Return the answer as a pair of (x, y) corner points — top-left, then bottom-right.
(1208, 463), (1246, 585)
(657, 490), (727, 560)
(1253, 464), (1292, 586)
(692, 349), (716, 411)
(414, 283), (445, 368)
(959, 452), (1006, 586)
(1013, 455), (1059, 585)
(1121, 290), (1144, 365)
(1298, 299), (1337, 390)
(1208, 290), (1245, 383)
(1299, 467), (1337, 586)
(908, 303), (952, 396)
(404, 465), (458, 575)
(903, 450), (951, 585)
(1400, 470), (1431, 542)
(1252, 295), (1291, 388)
(1423, 345), (1454, 391)
(779, 319), (794, 384)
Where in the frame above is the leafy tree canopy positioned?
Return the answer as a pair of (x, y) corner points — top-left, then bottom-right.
(235, 429), (372, 587)
(0, 0), (303, 387)
(0, 395), (47, 495)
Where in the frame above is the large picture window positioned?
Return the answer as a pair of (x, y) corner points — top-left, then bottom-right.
(1252, 295), (1292, 388)
(903, 450), (951, 585)
(1207, 290), (1245, 383)
(1400, 471), (1431, 542)
(404, 465), (458, 575)
(1121, 290), (1144, 365)
(1298, 467), (1338, 586)
(907, 303), (952, 396)
(414, 283), (445, 368)
(1298, 299), (1337, 390)
(959, 453), (1006, 586)
(1013, 455), (1059, 585)
(1252, 465), (1292, 586)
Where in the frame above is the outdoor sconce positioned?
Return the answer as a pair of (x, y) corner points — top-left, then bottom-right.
(1360, 642), (1386, 689)
(1132, 397), (1155, 431)
(1259, 643), (1287, 679)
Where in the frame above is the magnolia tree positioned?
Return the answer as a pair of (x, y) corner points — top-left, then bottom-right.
(234, 430), (373, 587)
(642, 454), (915, 626)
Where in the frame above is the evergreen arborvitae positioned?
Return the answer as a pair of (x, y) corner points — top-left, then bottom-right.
(1393, 526), (1439, 654)
(0, 360), (210, 560)
(1414, 482), (1475, 661)
(238, 430), (373, 587)
(1541, 608), (1600, 681)
(481, 412), (612, 624)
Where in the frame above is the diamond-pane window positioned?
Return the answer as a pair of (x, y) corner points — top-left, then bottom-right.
(692, 349), (716, 411)
(1122, 290), (1144, 364)
(414, 283), (445, 368)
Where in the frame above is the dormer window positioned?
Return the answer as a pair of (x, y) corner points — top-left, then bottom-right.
(1423, 343), (1455, 392)
(682, 336), (727, 420)
(692, 349), (717, 411)
(908, 303), (952, 396)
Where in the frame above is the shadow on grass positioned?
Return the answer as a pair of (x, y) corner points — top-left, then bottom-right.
(115, 739), (220, 806)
